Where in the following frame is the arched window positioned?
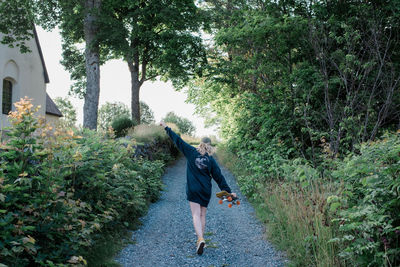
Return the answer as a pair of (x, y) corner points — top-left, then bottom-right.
(2, 79), (13, 114)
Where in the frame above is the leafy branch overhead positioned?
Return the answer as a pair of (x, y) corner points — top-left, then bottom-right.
(56, 0), (208, 123)
(95, 0), (208, 123)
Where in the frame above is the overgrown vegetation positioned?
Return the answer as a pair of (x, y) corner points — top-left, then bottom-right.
(190, 1), (400, 266)
(217, 133), (399, 266)
(0, 98), (177, 266)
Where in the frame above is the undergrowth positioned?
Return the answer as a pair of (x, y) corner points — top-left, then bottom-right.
(0, 98), (177, 266)
(216, 134), (400, 267)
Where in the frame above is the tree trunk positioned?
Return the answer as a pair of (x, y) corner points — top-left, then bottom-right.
(128, 60), (141, 124)
(83, 0), (101, 130)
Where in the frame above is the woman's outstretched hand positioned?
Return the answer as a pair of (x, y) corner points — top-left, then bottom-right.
(231, 193), (237, 198)
(160, 121), (167, 128)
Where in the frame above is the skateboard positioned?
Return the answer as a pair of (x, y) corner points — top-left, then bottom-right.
(216, 191), (240, 208)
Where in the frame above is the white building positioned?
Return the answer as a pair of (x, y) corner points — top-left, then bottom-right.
(0, 26), (62, 129)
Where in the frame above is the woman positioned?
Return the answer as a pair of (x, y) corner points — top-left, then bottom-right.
(160, 121), (236, 255)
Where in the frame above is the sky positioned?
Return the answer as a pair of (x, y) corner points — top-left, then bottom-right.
(36, 27), (217, 137)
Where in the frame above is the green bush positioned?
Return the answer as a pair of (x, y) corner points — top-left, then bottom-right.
(217, 132), (400, 267)
(111, 116), (135, 137)
(330, 133), (400, 266)
(0, 98), (176, 266)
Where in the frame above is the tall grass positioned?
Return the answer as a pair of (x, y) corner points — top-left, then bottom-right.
(216, 145), (341, 267)
(128, 123), (204, 146)
(181, 134), (218, 146)
(127, 124), (167, 143)
(258, 182), (340, 266)
(181, 134), (201, 145)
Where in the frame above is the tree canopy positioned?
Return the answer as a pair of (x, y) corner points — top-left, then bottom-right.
(187, 1), (400, 265)
(189, 0), (400, 159)
(163, 111), (196, 136)
(53, 97), (77, 127)
(98, 101), (155, 130)
(0, 0), (103, 130)
(96, 0), (207, 123)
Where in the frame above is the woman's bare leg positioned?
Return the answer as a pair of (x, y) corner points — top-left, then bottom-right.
(200, 206), (207, 236)
(189, 202), (203, 239)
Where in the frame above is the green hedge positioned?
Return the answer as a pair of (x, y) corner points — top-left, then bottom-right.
(0, 98), (175, 266)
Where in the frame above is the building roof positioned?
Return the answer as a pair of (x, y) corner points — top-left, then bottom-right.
(33, 26), (50, 84)
(46, 93), (63, 117)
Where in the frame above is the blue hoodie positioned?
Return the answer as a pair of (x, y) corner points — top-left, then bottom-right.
(164, 127), (231, 207)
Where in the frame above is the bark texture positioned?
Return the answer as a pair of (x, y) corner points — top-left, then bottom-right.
(83, 0), (101, 130)
(128, 60), (141, 124)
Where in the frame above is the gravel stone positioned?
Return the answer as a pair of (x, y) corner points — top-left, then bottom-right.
(116, 157), (287, 267)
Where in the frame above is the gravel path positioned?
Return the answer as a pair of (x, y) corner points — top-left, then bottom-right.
(116, 157), (286, 267)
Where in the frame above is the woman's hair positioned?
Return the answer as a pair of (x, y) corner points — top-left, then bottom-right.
(197, 142), (215, 156)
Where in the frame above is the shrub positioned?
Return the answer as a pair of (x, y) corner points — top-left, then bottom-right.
(0, 97), (176, 266)
(111, 116), (135, 137)
(216, 145), (341, 266)
(330, 133), (400, 266)
(217, 132), (400, 266)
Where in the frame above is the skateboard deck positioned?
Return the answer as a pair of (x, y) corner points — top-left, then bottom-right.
(216, 191), (240, 208)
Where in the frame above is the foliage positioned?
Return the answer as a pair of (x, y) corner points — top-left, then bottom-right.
(163, 111), (196, 136)
(97, 0), (207, 86)
(190, 0), (400, 160)
(98, 102), (131, 131)
(0, 0), (35, 53)
(1, 1), (207, 128)
(217, 132), (400, 266)
(330, 133), (400, 266)
(96, 0), (207, 123)
(98, 101), (155, 130)
(111, 116), (135, 138)
(140, 102), (155, 125)
(0, 98), (176, 266)
(53, 96), (77, 127)
(193, 2), (400, 265)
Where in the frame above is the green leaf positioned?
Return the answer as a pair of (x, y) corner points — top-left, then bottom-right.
(330, 202), (341, 212)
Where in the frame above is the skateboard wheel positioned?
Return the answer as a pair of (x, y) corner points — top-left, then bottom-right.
(228, 203), (233, 208)
(219, 200), (223, 204)
(227, 197), (232, 202)
(236, 200), (240, 205)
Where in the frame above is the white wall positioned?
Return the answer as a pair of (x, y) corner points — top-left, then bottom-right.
(0, 33), (47, 128)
